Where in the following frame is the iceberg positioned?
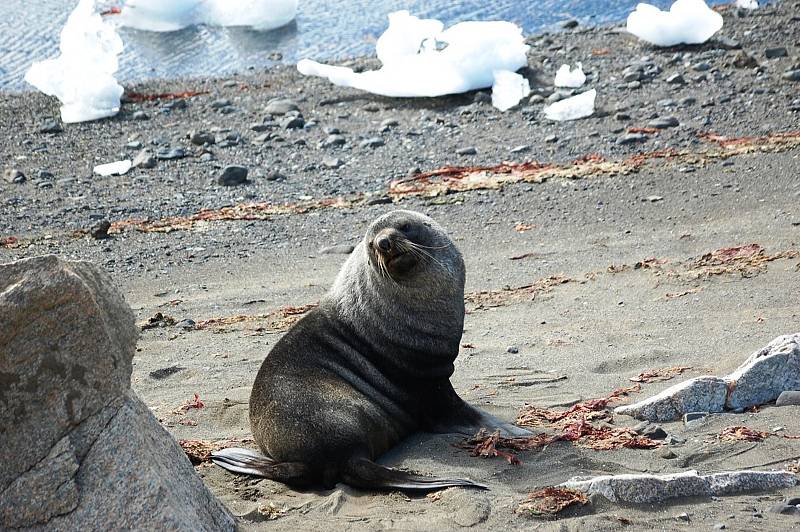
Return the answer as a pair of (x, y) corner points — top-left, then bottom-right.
(297, 11), (530, 110)
(736, 0), (758, 8)
(626, 0), (723, 47)
(117, 0), (298, 32)
(554, 63), (586, 88)
(543, 89), (596, 121)
(25, 0), (124, 123)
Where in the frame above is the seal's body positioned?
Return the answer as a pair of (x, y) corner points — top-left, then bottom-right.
(213, 210), (527, 490)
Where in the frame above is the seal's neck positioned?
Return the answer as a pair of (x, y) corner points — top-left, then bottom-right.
(324, 243), (465, 378)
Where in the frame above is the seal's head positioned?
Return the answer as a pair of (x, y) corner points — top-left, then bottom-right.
(364, 210), (463, 284)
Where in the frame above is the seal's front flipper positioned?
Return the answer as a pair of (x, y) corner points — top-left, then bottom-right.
(342, 457), (488, 491)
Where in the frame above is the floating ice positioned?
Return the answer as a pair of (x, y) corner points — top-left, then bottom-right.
(736, 0), (758, 9)
(24, 0), (124, 123)
(117, 0), (298, 32)
(491, 71), (531, 112)
(542, 89), (596, 121)
(626, 0), (723, 47)
(94, 159), (132, 176)
(554, 63), (586, 88)
(297, 11), (530, 110)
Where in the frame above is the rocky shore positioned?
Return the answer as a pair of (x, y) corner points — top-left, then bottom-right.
(1, 2), (799, 531)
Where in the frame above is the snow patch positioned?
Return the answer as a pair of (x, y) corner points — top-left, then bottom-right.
(736, 0), (758, 9)
(554, 63), (586, 88)
(24, 0), (124, 123)
(297, 11), (530, 110)
(543, 89), (596, 121)
(626, 0), (723, 47)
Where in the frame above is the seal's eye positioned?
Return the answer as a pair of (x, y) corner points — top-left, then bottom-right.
(399, 223), (411, 232)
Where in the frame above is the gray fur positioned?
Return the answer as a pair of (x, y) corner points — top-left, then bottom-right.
(215, 210), (527, 490)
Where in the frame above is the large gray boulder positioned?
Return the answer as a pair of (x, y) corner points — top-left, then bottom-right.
(615, 333), (800, 422)
(0, 256), (234, 531)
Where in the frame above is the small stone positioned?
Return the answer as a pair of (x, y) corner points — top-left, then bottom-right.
(3, 168), (25, 183)
(164, 99), (187, 111)
(280, 116), (305, 129)
(692, 62), (711, 72)
(38, 170), (54, 180)
(363, 104), (380, 112)
(510, 145), (530, 153)
(456, 146), (477, 155)
(132, 150), (157, 169)
(324, 127), (340, 135)
(560, 19), (579, 29)
(715, 36), (740, 50)
(474, 91), (492, 104)
(676, 512), (690, 522)
(666, 73), (686, 84)
(148, 365), (185, 380)
(210, 98), (231, 109)
(627, 81), (642, 90)
(360, 137), (384, 148)
(90, 220), (111, 239)
(648, 117), (679, 129)
(775, 390), (800, 406)
(713, 523), (726, 530)
(645, 195), (664, 203)
(544, 134), (558, 143)
(783, 70), (800, 82)
(132, 111), (149, 121)
(617, 133), (647, 145)
(265, 99), (299, 115)
(39, 119), (62, 134)
(733, 51), (759, 69)
(528, 94), (545, 104)
(380, 118), (399, 128)
(175, 319), (195, 330)
(126, 141), (142, 150)
(614, 112), (631, 121)
(680, 97), (697, 106)
(657, 447), (677, 459)
(765, 47), (788, 59)
(319, 244), (355, 255)
(366, 196), (392, 206)
(155, 147), (186, 160)
(265, 171), (286, 181)
(250, 123), (272, 132)
(634, 422), (668, 439)
(199, 153), (214, 163)
(683, 412), (709, 424)
(506, 346), (519, 354)
(547, 90), (573, 103)
(322, 157), (344, 169)
(189, 130), (215, 145)
(217, 165), (248, 186)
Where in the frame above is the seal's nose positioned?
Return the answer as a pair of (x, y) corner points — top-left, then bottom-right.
(376, 235), (391, 252)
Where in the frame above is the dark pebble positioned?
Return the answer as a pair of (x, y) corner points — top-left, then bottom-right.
(210, 98), (232, 109)
(189, 130), (215, 145)
(217, 165), (248, 186)
(39, 119), (62, 134)
(281, 116), (305, 129)
(360, 137), (384, 148)
(133, 149), (157, 169)
(132, 111), (149, 121)
(176, 319), (196, 330)
(90, 220), (111, 239)
(456, 146), (477, 155)
(649, 117), (679, 129)
(783, 70), (800, 82)
(617, 133), (647, 145)
(560, 19), (579, 29)
(156, 147), (186, 160)
(666, 73), (686, 84)
(765, 47), (788, 59)
(266, 171), (286, 181)
(149, 365), (186, 380)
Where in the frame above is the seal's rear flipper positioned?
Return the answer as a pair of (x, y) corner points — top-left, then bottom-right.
(211, 447), (276, 476)
(342, 457), (488, 491)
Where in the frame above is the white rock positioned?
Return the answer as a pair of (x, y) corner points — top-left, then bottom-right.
(297, 10), (529, 98)
(542, 89), (596, 121)
(491, 71), (530, 111)
(626, 0), (723, 47)
(117, 0), (297, 32)
(736, 0), (758, 9)
(93, 160), (132, 176)
(554, 63), (586, 88)
(24, 0), (124, 123)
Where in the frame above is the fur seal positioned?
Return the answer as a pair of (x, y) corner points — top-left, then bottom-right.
(212, 210), (528, 490)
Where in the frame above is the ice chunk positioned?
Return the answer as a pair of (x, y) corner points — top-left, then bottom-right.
(24, 0), (124, 123)
(543, 89), (596, 121)
(297, 11), (529, 99)
(203, 0), (298, 31)
(736, 0), (758, 8)
(117, 0), (298, 32)
(94, 159), (132, 176)
(491, 71), (530, 111)
(554, 63), (586, 88)
(626, 0), (723, 47)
